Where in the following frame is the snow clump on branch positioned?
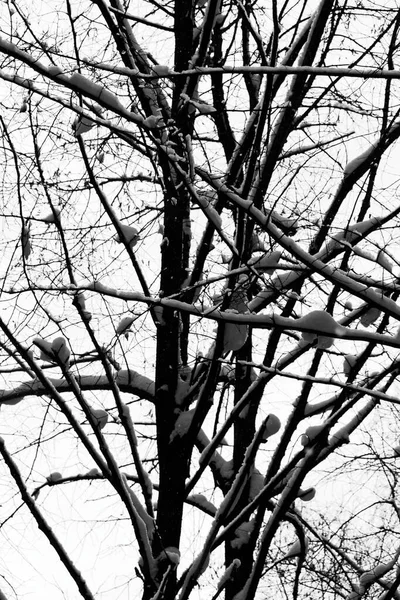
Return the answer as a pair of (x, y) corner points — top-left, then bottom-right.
(296, 310), (340, 348)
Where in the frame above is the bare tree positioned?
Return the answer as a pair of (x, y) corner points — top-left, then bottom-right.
(1, 0), (400, 599)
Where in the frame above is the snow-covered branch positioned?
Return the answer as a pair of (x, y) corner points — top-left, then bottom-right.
(0, 370), (155, 407)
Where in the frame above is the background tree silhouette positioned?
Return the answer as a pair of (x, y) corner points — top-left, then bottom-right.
(1, 0), (400, 599)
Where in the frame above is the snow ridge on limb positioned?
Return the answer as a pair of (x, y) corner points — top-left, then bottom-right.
(0, 371), (155, 406)
(211, 559), (241, 600)
(358, 547), (400, 591)
(69, 72), (125, 112)
(187, 493), (217, 516)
